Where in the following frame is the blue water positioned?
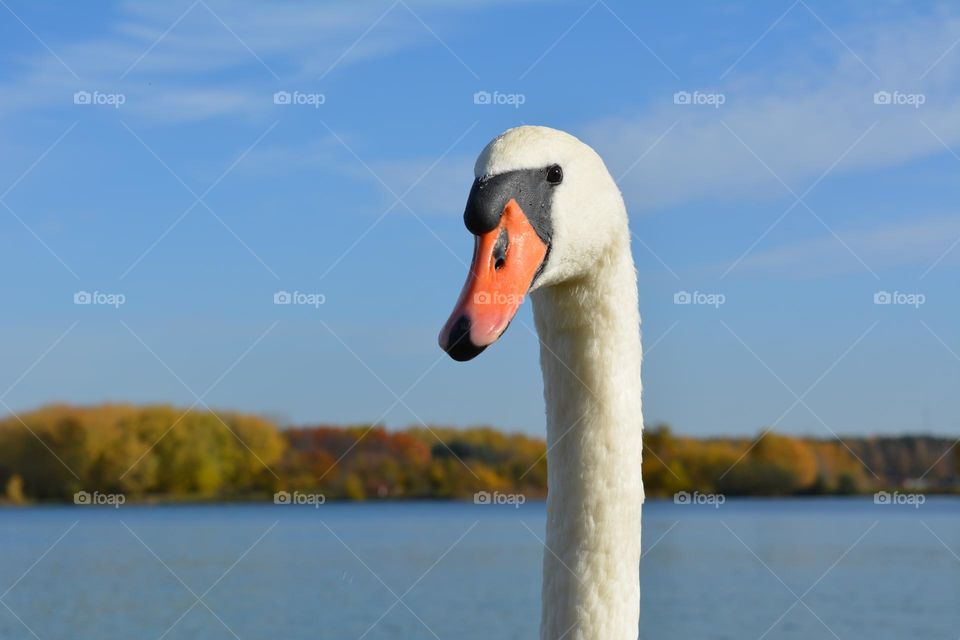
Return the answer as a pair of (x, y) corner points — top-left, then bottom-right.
(0, 499), (957, 639)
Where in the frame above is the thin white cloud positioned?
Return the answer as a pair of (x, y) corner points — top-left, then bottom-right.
(733, 213), (960, 277)
(583, 9), (960, 212)
(233, 134), (474, 216)
(0, 0), (498, 123)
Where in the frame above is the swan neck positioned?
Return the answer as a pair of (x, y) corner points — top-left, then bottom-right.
(532, 247), (644, 640)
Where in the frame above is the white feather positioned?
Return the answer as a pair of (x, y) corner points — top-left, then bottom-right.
(480, 126), (644, 640)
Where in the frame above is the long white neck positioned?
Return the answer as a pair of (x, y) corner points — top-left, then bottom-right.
(531, 236), (643, 640)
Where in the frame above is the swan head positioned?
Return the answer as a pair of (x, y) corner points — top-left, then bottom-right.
(439, 125), (627, 361)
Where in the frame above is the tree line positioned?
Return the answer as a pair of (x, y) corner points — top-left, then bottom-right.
(0, 404), (956, 503)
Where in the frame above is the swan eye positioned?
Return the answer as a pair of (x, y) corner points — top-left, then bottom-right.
(545, 164), (563, 185)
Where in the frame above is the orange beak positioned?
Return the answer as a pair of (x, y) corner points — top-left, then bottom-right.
(439, 199), (548, 361)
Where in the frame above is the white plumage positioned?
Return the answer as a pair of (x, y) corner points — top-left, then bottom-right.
(477, 126), (644, 640)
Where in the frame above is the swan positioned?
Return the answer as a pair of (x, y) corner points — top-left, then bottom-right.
(439, 126), (643, 640)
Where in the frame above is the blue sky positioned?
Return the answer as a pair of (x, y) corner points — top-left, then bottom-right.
(2, 0), (960, 437)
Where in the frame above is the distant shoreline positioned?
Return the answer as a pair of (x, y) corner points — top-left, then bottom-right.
(3, 492), (958, 509)
(2, 404), (957, 505)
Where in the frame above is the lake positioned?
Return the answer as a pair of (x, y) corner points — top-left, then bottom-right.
(0, 498), (957, 639)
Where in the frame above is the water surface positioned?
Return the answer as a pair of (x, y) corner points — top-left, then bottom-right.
(1, 499), (956, 639)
